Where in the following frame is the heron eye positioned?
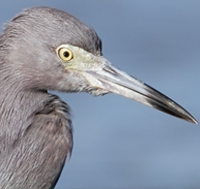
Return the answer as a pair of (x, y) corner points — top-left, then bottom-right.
(57, 47), (73, 61)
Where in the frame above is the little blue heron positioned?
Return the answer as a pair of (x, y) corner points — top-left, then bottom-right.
(0, 6), (197, 189)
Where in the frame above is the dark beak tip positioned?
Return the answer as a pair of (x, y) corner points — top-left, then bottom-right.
(184, 115), (198, 125)
(192, 119), (198, 125)
(178, 113), (198, 125)
(186, 113), (198, 125)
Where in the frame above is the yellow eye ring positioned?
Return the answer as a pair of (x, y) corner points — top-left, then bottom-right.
(57, 47), (73, 61)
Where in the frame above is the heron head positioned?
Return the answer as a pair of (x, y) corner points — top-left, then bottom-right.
(1, 7), (197, 124)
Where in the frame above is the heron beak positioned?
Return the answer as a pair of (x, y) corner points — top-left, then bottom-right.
(82, 57), (198, 124)
(61, 44), (197, 124)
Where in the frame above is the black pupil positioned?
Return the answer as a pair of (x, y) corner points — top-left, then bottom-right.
(63, 51), (69, 58)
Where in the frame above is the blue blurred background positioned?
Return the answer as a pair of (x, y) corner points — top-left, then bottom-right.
(0, 1), (200, 188)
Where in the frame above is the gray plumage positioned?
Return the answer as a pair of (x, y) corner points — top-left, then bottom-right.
(0, 6), (197, 189)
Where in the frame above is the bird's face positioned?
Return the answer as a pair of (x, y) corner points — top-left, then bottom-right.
(54, 43), (197, 124)
(3, 7), (197, 124)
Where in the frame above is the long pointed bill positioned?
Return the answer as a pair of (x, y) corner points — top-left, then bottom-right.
(83, 59), (197, 124)
(62, 44), (197, 124)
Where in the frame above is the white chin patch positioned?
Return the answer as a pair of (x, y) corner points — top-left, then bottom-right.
(86, 87), (109, 96)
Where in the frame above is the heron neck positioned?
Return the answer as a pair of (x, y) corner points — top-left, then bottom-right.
(0, 82), (47, 139)
(0, 71), (72, 188)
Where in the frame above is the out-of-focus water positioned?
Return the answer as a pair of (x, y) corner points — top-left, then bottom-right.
(0, 1), (200, 188)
